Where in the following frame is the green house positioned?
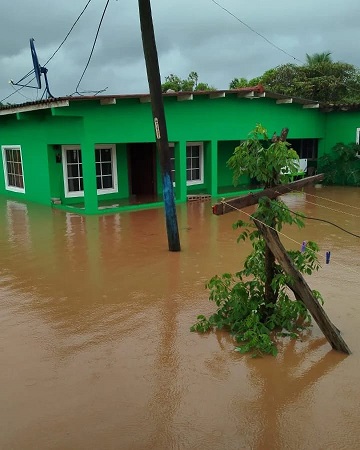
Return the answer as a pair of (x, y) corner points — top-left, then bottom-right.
(0, 88), (359, 215)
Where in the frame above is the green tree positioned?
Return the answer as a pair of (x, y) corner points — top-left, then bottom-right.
(161, 72), (215, 92)
(191, 125), (323, 356)
(229, 76), (262, 89)
(305, 51), (332, 65)
(231, 53), (360, 103)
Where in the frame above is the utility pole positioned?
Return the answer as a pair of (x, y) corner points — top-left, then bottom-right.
(138, 0), (181, 252)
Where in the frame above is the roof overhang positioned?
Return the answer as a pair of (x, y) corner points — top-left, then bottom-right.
(0, 99), (69, 116)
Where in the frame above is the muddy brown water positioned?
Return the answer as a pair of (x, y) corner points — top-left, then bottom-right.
(0, 186), (359, 450)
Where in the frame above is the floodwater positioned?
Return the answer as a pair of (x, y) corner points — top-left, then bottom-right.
(0, 186), (359, 450)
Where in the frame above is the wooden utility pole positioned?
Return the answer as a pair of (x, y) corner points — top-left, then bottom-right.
(138, 0), (181, 251)
(254, 220), (350, 354)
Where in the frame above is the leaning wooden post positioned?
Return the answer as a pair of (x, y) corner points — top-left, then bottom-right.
(138, 0), (181, 251)
(254, 219), (351, 354)
(263, 128), (289, 313)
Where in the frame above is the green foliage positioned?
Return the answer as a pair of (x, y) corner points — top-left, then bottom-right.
(191, 200), (322, 357)
(227, 124), (300, 187)
(256, 59), (360, 103)
(318, 142), (360, 186)
(191, 124), (324, 357)
(161, 72), (215, 92)
(229, 76), (262, 89)
(305, 51), (332, 66)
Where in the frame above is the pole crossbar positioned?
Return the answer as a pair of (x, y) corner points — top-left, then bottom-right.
(212, 173), (324, 215)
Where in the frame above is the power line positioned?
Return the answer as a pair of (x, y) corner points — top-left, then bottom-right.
(221, 199), (360, 277)
(210, 0), (360, 99)
(210, 0), (303, 64)
(285, 206), (360, 239)
(44, 0), (93, 67)
(0, 0), (94, 104)
(75, 0), (111, 94)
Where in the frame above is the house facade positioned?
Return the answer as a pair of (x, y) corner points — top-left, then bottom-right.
(0, 88), (358, 215)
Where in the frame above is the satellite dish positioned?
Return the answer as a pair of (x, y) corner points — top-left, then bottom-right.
(30, 38), (42, 90)
(10, 38), (54, 99)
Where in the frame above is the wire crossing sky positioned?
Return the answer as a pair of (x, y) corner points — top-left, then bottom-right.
(1, 0), (360, 103)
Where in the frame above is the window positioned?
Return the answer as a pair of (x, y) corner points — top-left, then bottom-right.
(95, 145), (118, 192)
(169, 142), (204, 186)
(62, 146), (84, 197)
(1, 145), (25, 193)
(169, 145), (176, 183)
(62, 145), (118, 197)
(287, 139), (318, 161)
(186, 143), (203, 184)
(356, 129), (360, 157)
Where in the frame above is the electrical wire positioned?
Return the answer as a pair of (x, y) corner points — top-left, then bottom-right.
(210, 0), (360, 99)
(44, 0), (93, 67)
(0, 0), (94, 104)
(74, 0), (111, 94)
(284, 206), (360, 239)
(221, 199), (360, 277)
(210, 0), (303, 64)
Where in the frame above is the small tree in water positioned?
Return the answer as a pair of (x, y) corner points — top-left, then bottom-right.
(191, 125), (324, 356)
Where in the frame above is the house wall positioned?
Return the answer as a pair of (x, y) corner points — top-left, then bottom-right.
(0, 94), (329, 213)
(323, 110), (360, 153)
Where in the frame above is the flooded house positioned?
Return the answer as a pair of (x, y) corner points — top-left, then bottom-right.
(0, 86), (359, 215)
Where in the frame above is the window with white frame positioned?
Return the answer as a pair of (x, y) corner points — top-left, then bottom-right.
(62, 146), (84, 196)
(169, 145), (176, 183)
(186, 143), (203, 184)
(1, 145), (25, 193)
(169, 142), (204, 185)
(95, 146), (118, 191)
(356, 128), (360, 157)
(62, 145), (118, 197)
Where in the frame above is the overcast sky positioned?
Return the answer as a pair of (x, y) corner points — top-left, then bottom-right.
(1, 0), (360, 104)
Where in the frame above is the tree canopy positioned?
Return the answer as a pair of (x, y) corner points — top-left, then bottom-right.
(230, 52), (360, 103)
(305, 51), (332, 65)
(161, 71), (215, 93)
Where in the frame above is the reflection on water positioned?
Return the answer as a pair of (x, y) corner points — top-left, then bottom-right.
(0, 186), (359, 449)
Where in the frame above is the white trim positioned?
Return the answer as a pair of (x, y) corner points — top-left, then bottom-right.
(356, 128), (360, 158)
(186, 142), (204, 186)
(276, 98), (293, 104)
(209, 92), (225, 99)
(169, 142), (204, 186)
(303, 103), (319, 109)
(62, 144), (118, 198)
(1, 145), (25, 193)
(100, 98), (116, 105)
(62, 145), (83, 198)
(95, 144), (118, 195)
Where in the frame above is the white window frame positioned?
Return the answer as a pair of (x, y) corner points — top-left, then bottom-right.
(186, 142), (204, 185)
(169, 142), (204, 186)
(62, 144), (118, 198)
(356, 128), (360, 158)
(62, 145), (84, 198)
(95, 144), (118, 195)
(1, 145), (25, 193)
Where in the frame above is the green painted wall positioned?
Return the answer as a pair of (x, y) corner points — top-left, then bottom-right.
(0, 94), (341, 213)
(323, 111), (360, 155)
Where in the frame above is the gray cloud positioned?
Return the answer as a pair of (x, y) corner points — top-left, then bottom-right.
(1, 0), (360, 103)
